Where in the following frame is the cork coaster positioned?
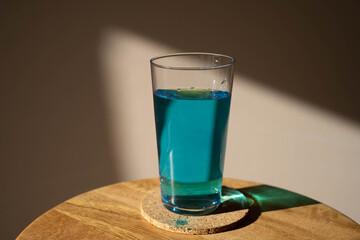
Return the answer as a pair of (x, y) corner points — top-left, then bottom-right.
(140, 188), (250, 235)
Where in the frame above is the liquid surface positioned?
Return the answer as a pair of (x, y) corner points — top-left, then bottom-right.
(153, 89), (231, 214)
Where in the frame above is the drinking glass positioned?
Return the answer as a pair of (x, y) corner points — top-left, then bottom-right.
(150, 53), (235, 215)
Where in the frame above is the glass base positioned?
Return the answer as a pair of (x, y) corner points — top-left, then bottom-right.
(163, 201), (220, 215)
(162, 193), (221, 215)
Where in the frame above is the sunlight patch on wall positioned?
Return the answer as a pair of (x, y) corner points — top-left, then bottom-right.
(100, 29), (175, 181)
(227, 74), (360, 222)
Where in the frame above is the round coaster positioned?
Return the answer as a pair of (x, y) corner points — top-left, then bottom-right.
(140, 189), (249, 235)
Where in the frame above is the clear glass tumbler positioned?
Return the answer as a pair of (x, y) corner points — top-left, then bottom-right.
(150, 53), (235, 215)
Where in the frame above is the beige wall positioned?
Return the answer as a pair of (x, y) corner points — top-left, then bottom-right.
(1, 1), (359, 239)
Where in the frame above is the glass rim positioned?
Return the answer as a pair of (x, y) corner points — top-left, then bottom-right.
(150, 52), (235, 70)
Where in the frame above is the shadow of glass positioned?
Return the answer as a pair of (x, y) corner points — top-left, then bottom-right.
(211, 185), (320, 229)
(239, 184), (319, 212)
(212, 187), (254, 215)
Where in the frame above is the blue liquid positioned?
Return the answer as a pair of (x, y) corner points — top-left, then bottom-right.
(153, 89), (231, 214)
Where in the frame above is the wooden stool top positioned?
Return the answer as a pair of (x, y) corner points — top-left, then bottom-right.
(17, 178), (360, 239)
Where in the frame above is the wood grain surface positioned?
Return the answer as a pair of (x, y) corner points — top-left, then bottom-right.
(17, 178), (360, 239)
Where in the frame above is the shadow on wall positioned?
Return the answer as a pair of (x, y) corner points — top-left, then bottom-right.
(0, 0), (359, 239)
(109, 0), (360, 124)
(0, 1), (120, 239)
